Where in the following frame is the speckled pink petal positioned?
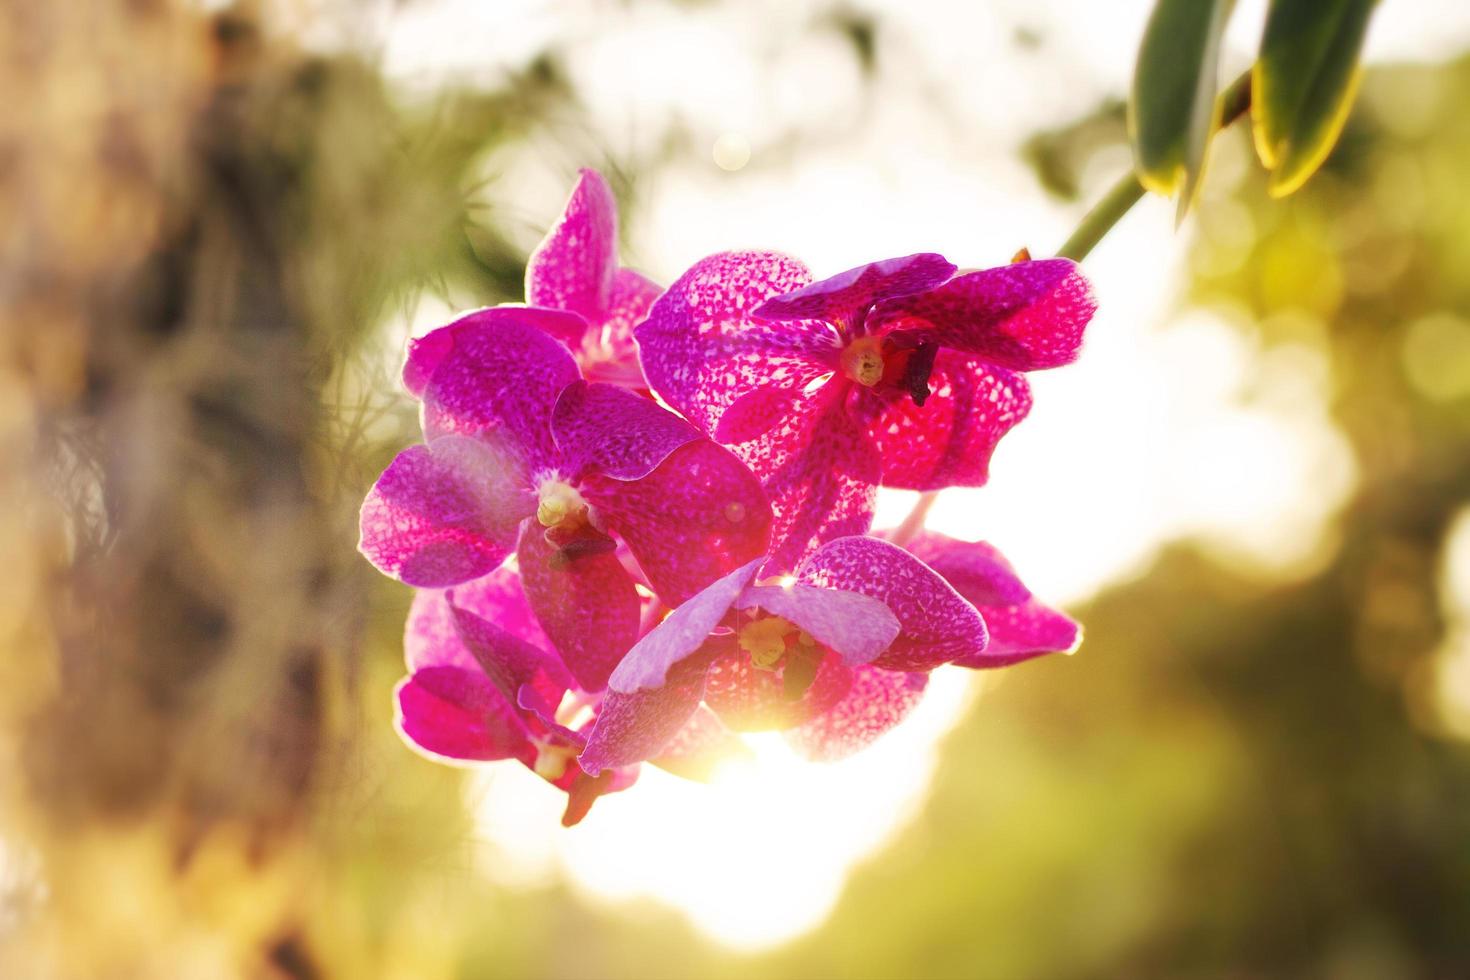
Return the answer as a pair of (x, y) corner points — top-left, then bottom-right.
(580, 269), (663, 388)
(402, 568), (572, 735)
(516, 685), (580, 743)
(516, 519), (640, 693)
(906, 532), (1081, 667)
(578, 652), (716, 774)
(651, 705), (752, 781)
(799, 536), (987, 670)
(874, 259), (1096, 371)
(445, 596), (574, 704)
(703, 643), (852, 732)
(784, 666), (928, 762)
(754, 253), (956, 329)
(552, 380), (700, 481)
(394, 669), (533, 764)
(903, 532), (1029, 604)
(607, 557), (762, 693)
(720, 380), (880, 572)
(420, 315), (581, 470)
(856, 351), (1031, 491)
(359, 436), (533, 587)
(605, 268), (662, 338)
(403, 306), (588, 398)
(525, 169), (617, 327)
(735, 584), (898, 666)
(582, 440), (771, 606)
(957, 603), (1079, 667)
(405, 565), (553, 675)
(402, 327), (456, 399)
(635, 250), (836, 434)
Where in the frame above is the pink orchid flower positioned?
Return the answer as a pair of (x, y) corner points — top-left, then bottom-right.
(578, 535), (989, 775)
(523, 168), (661, 387)
(636, 251), (1096, 568)
(394, 566), (639, 827)
(399, 564), (750, 818)
(360, 312), (772, 691)
(785, 531), (1082, 762)
(404, 168), (654, 393)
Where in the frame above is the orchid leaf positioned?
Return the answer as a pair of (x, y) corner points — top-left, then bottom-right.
(1129, 0), (1237, 221)
(1253, 0), (1378, 197)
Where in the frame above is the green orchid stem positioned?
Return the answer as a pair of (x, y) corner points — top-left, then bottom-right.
(1057, 69), (1253, 262)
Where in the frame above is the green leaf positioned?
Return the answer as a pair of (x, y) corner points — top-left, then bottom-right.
(1129, 0), (1237, 219)
(1253, 0), (1378, 197)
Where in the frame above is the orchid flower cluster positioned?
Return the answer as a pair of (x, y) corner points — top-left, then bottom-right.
(360, 170), (1095, 825)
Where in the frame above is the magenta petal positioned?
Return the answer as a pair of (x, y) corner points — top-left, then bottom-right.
(582, 269), (663, 388)
(516, 520), (640, 693)
(635, 250), (835, 435)
(516, 684), (580, 743)
(404, 306), (587, 399)
(359, 436), (532, 587)
(722, 380), (880, 572)
(735, 584), (898, 666)
(446, 597), (574, 704)
(420, 313), (581, 468)
(525, 169), (617, 327)
(552, 380), (700, 481)
(395, 669), (532, 764)
(605, 268), (662, 338)
(785, 666), (928, 762)
(799, 536), (987, 670)
(957, 603), (1079, 667)
(578, 653), (714, 775)
(754, 253), (956, 327)
(904, 532), (1030, 605)
(406, 566), (553, 673)
(582, 440), (772, 605)
(907, 532), (1081, 666)
(714, 384), (812, 445)
(651, 705), (752, 782)
(874, 259), (1096, 371)
(403, 568), (572, 730)
(403, 328), (455, 398)
(857, 351), (1031, 490)
(703, 645), (852, 732)
(606, 557), (762, 694)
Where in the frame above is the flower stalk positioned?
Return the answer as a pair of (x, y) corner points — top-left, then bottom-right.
(1058, 69), (1253, 262)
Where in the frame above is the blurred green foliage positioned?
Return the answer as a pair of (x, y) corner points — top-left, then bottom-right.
(3, 2), (1470, 978)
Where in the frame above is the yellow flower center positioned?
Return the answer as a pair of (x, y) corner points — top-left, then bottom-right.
(737, 616), (794, 670)
(840, 335), (885, 387)
(536, 480), (587, 530)
(735, 616), (817, 671)
(532, 740), (576, 781)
